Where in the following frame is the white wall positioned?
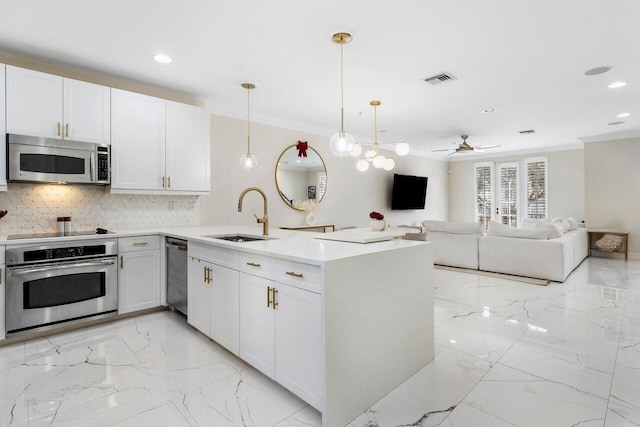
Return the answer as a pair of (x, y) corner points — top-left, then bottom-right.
(584, 137), (640, 256)
(448, 149), (585, 223)
(199, 115), (448, 229)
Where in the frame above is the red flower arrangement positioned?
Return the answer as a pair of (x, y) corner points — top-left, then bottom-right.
(369, 211), (384, 220)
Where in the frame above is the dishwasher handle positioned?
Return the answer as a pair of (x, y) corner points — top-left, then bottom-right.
(166, 238), (188, 251)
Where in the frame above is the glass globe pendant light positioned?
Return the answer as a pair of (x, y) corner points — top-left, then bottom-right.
(329, 32), (355, 157)
(239, 83), (258, 171)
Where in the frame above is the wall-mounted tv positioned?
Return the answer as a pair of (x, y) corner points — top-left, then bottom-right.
(391, 173), (428, 210)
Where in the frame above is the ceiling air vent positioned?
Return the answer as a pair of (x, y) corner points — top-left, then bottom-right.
(424, 72), (457, 86)
(519, 129), (537, 135)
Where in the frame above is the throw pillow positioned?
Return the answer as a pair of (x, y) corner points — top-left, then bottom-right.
(534, 221), (563, 239)
(421, 220), (482, 235)
(567, 218), (579, 230)
(487, 220), (547, 239)
(551, 217), (567, 233)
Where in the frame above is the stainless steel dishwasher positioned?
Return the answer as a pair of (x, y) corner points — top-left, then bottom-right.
(166, 238), (188, 315)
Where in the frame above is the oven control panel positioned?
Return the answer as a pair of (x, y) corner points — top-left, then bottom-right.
(7, 240), (118, 266)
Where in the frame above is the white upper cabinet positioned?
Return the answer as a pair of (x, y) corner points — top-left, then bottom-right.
(111, 89), (166, 192)
(6, 66), (110, 144)
(111, 89), (210, 195)
(63, 78), (111, 144)
(166, 101), (210, 193)
(0, 65), (6, 191)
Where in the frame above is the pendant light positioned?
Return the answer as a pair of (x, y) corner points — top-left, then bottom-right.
(329, 32), (355, 157)
(355, 100), (409, 172)
(239, 83), (258, 171)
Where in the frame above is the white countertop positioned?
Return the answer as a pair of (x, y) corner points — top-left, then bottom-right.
(0, 225), (427, 266)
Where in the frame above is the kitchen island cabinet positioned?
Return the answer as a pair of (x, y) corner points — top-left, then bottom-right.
(187, 246), (240, 355)
(0, 245), (5, 340)
(181, 227), (433, 427)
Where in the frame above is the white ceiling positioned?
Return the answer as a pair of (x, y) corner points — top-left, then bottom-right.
(2, 0), (639, 159)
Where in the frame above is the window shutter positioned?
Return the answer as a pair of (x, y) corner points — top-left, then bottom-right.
(526, 158), (547, 219)
(474, 163), (493, 233)
(498, 164), (519, 227)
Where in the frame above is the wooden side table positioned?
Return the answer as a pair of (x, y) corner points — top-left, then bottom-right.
(280, 224), (336, 233)
(587, 229), (628, 261)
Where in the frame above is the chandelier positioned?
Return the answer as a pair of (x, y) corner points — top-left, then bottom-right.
(355, 100), (409, 172)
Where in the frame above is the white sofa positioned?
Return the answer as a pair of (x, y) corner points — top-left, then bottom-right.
(422, 220), (588, 282)
(421, 221), (483, 269)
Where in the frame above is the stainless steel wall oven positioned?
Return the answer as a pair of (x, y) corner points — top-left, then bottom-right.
(6, 239), (118, 334)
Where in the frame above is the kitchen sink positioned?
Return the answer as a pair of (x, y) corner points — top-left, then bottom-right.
(204, 234), (275, 243)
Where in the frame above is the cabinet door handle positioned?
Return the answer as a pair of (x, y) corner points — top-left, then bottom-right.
(267, 286), (273, 308)
(286, 271), (303, 278)
(132, 242), (149, 247)
(272, 288), (279, 310)
(203, 265), (207, 283)
(246, 262), (261, 267)
(162, 176), (166, 188)
(57, 122), (61, 136)
(168, 176), (171, 188)
(120, 255), (123, 269)
(65, 123), (69, 137)
(0, 266), (2, 285)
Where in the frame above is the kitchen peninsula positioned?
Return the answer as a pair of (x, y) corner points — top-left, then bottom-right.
(0, 225), (434, 427)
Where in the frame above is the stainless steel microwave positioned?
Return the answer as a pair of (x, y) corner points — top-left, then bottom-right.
(7, 134), (110, 185)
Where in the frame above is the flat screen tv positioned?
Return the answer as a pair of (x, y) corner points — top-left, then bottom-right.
(391, 173), (428, 210)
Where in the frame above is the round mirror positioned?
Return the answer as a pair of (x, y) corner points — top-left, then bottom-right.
(275, 144), (327, 210)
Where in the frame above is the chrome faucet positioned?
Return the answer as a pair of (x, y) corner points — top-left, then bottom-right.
(238, 187), (269, 236)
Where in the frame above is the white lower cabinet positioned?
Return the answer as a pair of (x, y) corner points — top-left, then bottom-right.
(0, 245), (5, 340)
(187, 255), (240, 355)
(239, 271), (322, 409)
(239, 273), (276, 376)
(187, 242), (323, 409)
(117, 236), (161, 314)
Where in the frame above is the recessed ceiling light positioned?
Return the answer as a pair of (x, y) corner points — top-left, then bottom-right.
(482, 109), (497, 113)
(608, 121), (625, 125)
(584, 66), (611, 76)
(153, 53), (172, 64)
(608, 81), (627, 89)
(617, 112), (631, 118)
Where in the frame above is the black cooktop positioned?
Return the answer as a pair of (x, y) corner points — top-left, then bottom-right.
(7, 230), (113, 240)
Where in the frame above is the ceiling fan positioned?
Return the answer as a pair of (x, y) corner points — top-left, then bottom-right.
(433, 135), (500, 154)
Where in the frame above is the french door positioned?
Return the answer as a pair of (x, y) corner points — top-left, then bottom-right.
(474, 162), (520, 229)
(496, 162), (520, 227)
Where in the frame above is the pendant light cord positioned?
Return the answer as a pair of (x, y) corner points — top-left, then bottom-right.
(340, 40), (345, 133)
(373, 104), (378, 144)
(246, 86), (251, 153)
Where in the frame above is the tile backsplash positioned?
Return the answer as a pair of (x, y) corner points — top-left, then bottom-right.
(0, 184), (199, 235)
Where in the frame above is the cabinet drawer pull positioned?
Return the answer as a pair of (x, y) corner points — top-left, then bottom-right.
(132, 242), (149, 247)
(246, 262), (261, 267)
(286, 271), (303, 278)
(273, 288), (279, 310)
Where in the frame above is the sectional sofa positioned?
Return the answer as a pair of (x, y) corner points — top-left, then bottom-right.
(423, 219), (588, 282)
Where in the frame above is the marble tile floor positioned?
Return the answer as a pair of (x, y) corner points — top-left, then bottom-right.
(1, 257), (639, 426)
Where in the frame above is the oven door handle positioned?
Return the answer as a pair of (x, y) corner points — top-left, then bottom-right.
(8, 259), (116, 275)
